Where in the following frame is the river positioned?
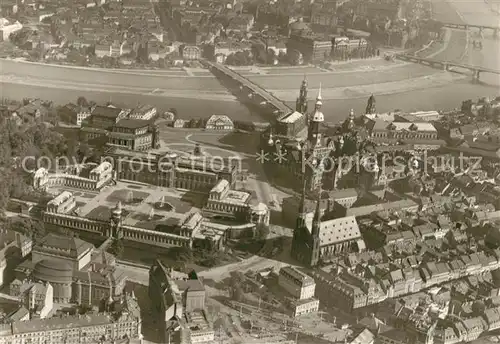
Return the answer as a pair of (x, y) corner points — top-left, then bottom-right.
(0, 0), (498, 122)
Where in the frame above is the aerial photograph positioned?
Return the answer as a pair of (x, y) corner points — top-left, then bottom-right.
(0, 0), (499, 342)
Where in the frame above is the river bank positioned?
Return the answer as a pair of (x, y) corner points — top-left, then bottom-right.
(2, 79), (497, 123)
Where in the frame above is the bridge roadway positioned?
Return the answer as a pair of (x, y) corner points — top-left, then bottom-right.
(395, 53), (500, 81)
(442, 22), (500, 30)
(442, 22), (500, 35)
(203, 60), (292, 116)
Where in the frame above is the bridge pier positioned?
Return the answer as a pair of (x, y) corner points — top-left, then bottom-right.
(494, 28), (499, 38)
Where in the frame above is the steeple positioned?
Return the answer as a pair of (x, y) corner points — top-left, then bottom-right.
(316, 83), (322, 108)
(310, 83), (324, 142)
(296, 75), (308, 114)
(299, 177), (307, 216)
(296, 177), (308, 229)
(312, 186), (322, 237)
(366, 94), (376, 114)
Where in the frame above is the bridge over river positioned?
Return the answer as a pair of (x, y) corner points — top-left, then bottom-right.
(396, 54), (500, 83)
(202, 60), (293, 119)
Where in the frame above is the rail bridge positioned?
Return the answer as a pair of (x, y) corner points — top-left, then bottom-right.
(396, 54), (500, 83)
(203, 60), (293, 118)
(442, 22), (499, 37)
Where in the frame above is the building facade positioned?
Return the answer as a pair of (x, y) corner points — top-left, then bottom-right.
(107, 148), (238, 192)
(80, 105), (160, 151)
(291, 184), (365, 266)
(33, 162), (113, 192)
(278, 266), (316, 300)
(107, 119), (156, 151)
(205, 115), (234, 130)
(149, 260), (214, 344)
(371, 121), (438, 143)
(0, 297), (141, 344)
(11, 233), (126, 306)
(286, 33), (332, 63)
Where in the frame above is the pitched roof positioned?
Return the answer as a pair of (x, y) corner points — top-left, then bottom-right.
(35, 233), (93, 259)
(304, 215), (362, 246)
(91, 105), (122, 119)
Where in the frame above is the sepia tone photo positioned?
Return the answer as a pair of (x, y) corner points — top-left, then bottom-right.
(0, 0), (499, 342)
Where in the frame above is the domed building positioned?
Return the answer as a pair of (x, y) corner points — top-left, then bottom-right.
(32, 260), (73, 303)
(12, 233), (127, 306)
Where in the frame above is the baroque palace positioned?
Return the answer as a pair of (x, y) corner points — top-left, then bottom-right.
(34, 158), (269, 251)
(105, 147), (238, 191)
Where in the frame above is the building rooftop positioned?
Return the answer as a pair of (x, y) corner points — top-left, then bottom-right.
(280, 266), (315, 286)
(305, 215), (362, 246)
(221, 190), (250, 205)
(32, 259), (74, 284)
(174, 279), (205, 293)
(115, 118), (152, 129)
(12, 314), (113, 334)
(48, 191), (73, 207)
(372, 120), (437, 132)
(279, 111), (303, 124)
(91, 105), (122, 119)
(211, 179), (229, 194)
(35, 233), (94, 259)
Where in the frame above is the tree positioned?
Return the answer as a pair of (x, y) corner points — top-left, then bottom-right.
(77, 97), (89, 107)
(167, 246), (193, 263)
(168, 108), (178, 118)
(9, 217), (45, 241)
(108, 239), (124, 258)
(188, 270), (198, 280)
(229, 272), (244, 301)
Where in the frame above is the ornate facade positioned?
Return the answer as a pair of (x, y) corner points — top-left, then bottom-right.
(203, 179), (270, 226)
(33, 162), (113, 192)
(107, 148), (237, 192)
(80, 104), (160, 151)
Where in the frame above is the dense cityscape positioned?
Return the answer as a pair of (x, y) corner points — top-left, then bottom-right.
(0, 0), (499, 343)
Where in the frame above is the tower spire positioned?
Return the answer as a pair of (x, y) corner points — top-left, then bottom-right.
(299, 176), (307, 215)
(317, 83), (322, 103)
(296, 75), (308, 114)
(312, 185), (322, 236)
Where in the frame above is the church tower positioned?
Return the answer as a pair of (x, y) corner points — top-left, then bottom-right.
(310, 188), (322, 266)
(110, 201), (124, 239)
(296, 76), (308, 114)
(308, 84), (324, 143)
(365, 94), (376, 114)
(296, 177), (308, 229)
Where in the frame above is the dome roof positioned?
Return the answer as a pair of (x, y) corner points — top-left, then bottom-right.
(32, 259), (73, 284)
(312, 110), (324, 122)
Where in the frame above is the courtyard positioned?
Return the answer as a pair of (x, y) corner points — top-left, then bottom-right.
(51, 181), (205, 232)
